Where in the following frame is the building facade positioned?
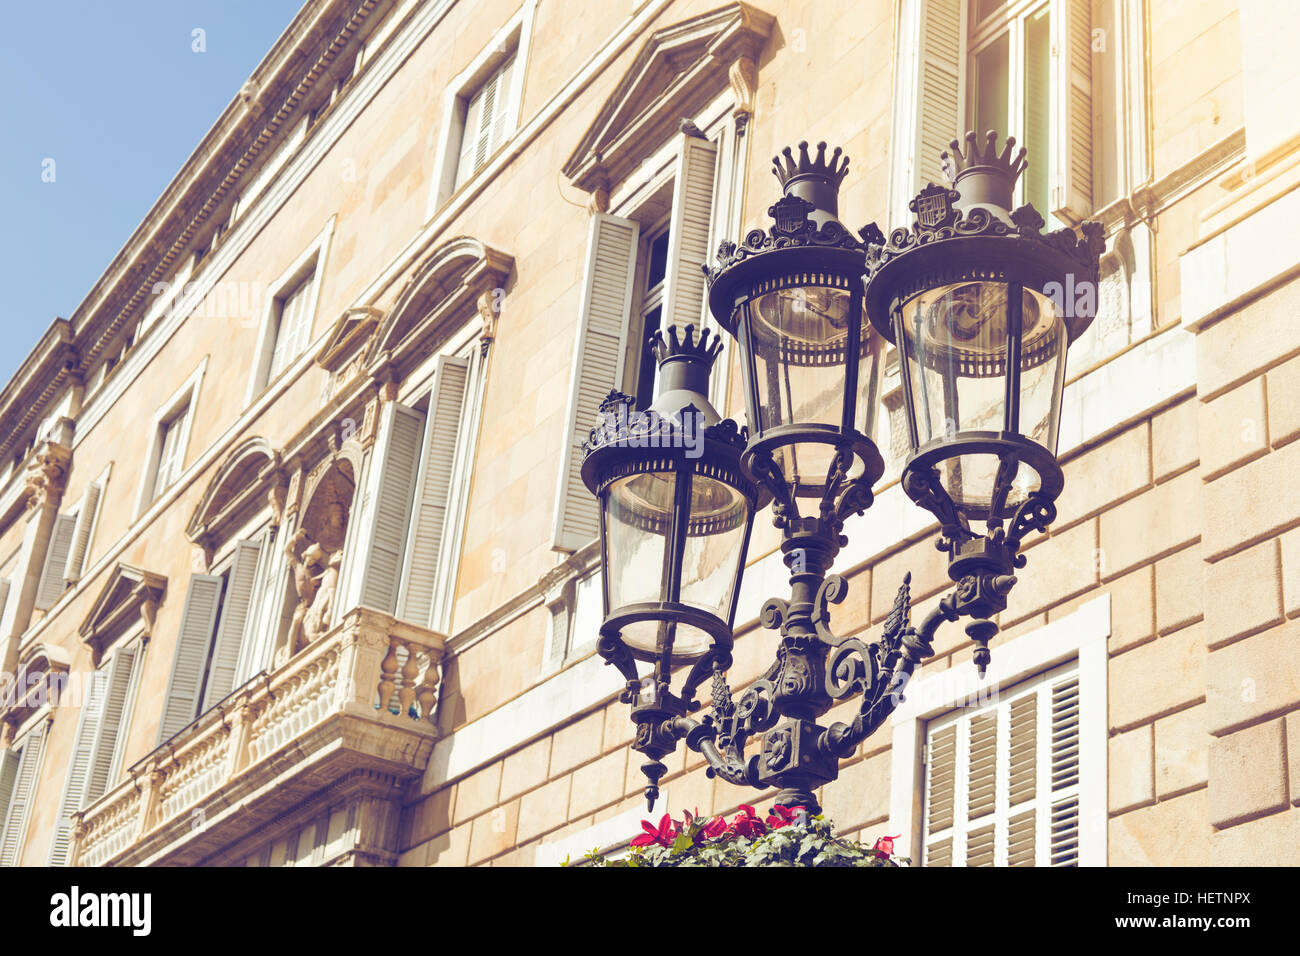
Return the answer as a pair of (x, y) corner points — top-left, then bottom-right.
(0, 0), (1296, 867)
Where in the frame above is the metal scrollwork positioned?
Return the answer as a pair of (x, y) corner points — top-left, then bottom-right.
(811, 574), (848, 644)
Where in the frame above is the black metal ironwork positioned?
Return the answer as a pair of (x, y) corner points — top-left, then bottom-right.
(584, 135), (1104, 812)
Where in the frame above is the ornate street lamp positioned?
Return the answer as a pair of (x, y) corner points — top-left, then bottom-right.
(864, 132), (1105, 675)
(585, 134), (1104, 814)
(582, 326), (765, 806)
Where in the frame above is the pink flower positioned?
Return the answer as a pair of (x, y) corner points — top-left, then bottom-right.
(765, 804), (807, 830)
(873, 834), (900, 856)
(728, 804), (767, 839)
(631, 813), (678, 848)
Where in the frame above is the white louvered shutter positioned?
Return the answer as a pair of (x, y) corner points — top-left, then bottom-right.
(661, 136), (719, 334)
(0, 750), (17, 837)
(357, 403), (425, 614)
(48, 667), (109, 866)
(1050, 0), (1093, 223)
(552, 213), (640, 552)
(922, 661), (1081, 867)
(892, 0), (964, 224)
(398, 357), (470, 629)
(456, 55), (514, 189)
(0, 724), (47, 866)
(922, 723), (957, 866)
(1048, 673), (1082, 865)
(158, 574), (224, 743)
(64, 482), (103, 585)
(153, 411), (187, 500)
(270, 277), (314, 381)
(35, 513), (78, 610)
(85, 644), (142, 806)
(203, 540), (265, 709)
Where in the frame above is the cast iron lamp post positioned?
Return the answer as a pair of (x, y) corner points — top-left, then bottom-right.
(584, 133), (1104, 813)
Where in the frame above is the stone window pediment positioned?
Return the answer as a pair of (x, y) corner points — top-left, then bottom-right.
(316, 307), (383, 376)
(368, 237), (513, 373)
(1, 643), (70, 739)
(186, 438), (284, 557)
(561, 2), (773, 195)
(78, 564), (167, 665)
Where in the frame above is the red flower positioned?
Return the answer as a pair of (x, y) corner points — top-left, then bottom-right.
(630, 813), (678, 848)
(873, 834), (900, 856)
(699, 815), (729, 841)
(765, 804), (808, 830)
(728, 804), (767, 839)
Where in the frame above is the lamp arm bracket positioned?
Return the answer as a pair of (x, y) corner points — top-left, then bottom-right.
(669, 715), (760, 789)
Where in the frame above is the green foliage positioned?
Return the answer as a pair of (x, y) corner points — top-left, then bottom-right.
(568, 810), (907, 868)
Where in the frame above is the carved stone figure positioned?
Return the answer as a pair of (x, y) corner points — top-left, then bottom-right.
(282, 465), (353, 660)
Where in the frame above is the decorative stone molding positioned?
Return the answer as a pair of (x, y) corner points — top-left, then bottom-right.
(318, 306), (384, 401)
(562, 2), (774, 194)
(23, 441), (72, 513)
(729, 55), (758, 133)
(78, 565), (167, 665)
(185, 437), (282, 550)
(73, 605), (445, 867)
(0, 643), (71, 739)
(367, 237), (514, 375)
(476, 288), (501, 355)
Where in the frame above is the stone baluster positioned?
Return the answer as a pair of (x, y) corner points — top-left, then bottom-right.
(398, 642), (419, 717)
(135, 765), (166, 842)
(416, 656), (440, 724)
(377, 637), (400, 714)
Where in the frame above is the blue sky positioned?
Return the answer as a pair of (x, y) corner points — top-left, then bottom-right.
(0, 0), (306, 384)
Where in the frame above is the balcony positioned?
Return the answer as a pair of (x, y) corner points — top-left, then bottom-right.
(72, 606), (445, 867)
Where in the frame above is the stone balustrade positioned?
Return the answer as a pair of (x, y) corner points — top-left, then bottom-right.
(72, 606), (445, 867)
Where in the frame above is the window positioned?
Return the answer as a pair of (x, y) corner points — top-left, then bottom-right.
(48, 642), (144, 865)
(888, 594), (1108, 864)
(152, 408), (188, 501)
(0, 722), (47, 867)
(455, 53), (516, 190)
(630, 222), (672, 407)
(269, 275), (316, 383)
(249, 219), (333, 400)
(921, 661), (1081, 866)
(429, 1), (537, 211)
(889, 0), (1094, 229)
(552, 133), (721, 551)
(33, 472), (108, 611)
(158, 538), (267, 743)
(354, 350), (480, 635)
(137, 359), (205, 518)
(966, 0), (1083, 227)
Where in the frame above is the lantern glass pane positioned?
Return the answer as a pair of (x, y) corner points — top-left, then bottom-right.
(744, 284), (880, 491)
(604, 471), (674, 614)
(1018, 309), (1067, 454)
(899, 280), (1066, 516)
(678, 474), (750, 624)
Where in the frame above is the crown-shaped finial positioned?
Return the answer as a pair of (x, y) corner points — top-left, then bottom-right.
(771, 141), (850, 190)
(649, 324), (724, 369)
(941, 130), (1029, 185)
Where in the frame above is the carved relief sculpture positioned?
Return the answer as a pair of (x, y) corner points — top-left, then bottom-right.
(283, 463), (353, 660)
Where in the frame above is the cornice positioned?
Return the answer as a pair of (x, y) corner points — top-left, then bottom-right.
(0, 0), (387, 459)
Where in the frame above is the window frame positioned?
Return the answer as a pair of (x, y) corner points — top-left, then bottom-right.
(246, 217), (335, 402)
(427, 0), (538, 214)
(392, 320), (487, 635)
(965, 0), (1053, 216)
(888, 592), (1109, 864)
(136, 358), (207, 518)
